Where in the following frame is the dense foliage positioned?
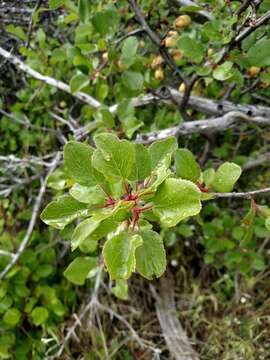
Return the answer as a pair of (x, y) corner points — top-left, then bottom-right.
(1, 0), (270, 359)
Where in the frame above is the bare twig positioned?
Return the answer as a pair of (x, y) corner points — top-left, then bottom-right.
(136, 111), (270, 144)
(243, 152), (270, 171)
(0, 153), (61, 280)
(109, 87), (270, 118)
(48, 266), (103, 359)
(26, 0), (42, 47)
(211, 187), (270, 199)
(0, 47), (102, 109)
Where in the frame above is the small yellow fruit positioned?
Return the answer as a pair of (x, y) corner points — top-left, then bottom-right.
(164, 36), (177, 48)
(174, 15), (191, 28)
(168, 30), (178, 37)
(59, 101), (66, 108)
(207, 48), (214, 57)
(178, 83), (186, 92)
(155, 67), (164, 81)
(170, 49), (183, 61)
(248, 66), (261, 77)
(102, 52), (108, 62)
(151, 55), (164, 69)
(139, 40), (145, 48)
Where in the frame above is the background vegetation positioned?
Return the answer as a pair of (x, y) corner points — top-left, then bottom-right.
(1, 0), (270, 359)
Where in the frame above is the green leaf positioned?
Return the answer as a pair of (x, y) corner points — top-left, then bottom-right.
(103, 233), (143, 280)
(72, 218), (101, 250)
(121, 71), (144, 91)
(78, 0), (91, 23)
(202, 168), (215, 188)
(5, 25), (27, 41)
(40, 195), (88, 229)
(49, 0), (66, 9)
(92, 9), (120, 35)
(213, 61), (233, 81)
(69, 184), (105, 204)
(129, 144), (151, 181)
(3, 308), (21, 326)
(174, 148), (201, 182)
(31, 307), (49, 326)
(247, 39), (270, 67)
(149, 137), (177, 170)
(213, 162), (242, 192)
(121, 36), (138, 67)
(265, 218), (270, 231)
(64, 141), (97, 186)
(95, 107), (115, 128)
(70, 73), (89, 93)
(64, 257), (98, 285)
(93, 133), (135, 181)
(120, 116), (143, 139)
(177, 36), (204, 63)
(153, 178), (201, 227)
(112, 279), (128, 300)
(136, 230), (166, 280)
(91, 200), (133, 222)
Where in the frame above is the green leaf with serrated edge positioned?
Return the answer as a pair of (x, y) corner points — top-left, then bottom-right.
(213, 162), (242, 192)
(203, 168), (215, 188)
(103, 233), (143, 280)
(112, 279), (128, 300)
(152, 179), (201, 227)
(149, 137), (177, 170)
(93, 133), (135, 181)
(64, 141), (96, 186)
(72, 218), (101, 250)
(136, 230), (166, 280)
(175, 148), (201, 182)
(40, 195), (88, 229)
(129, 144), (151, 181)
(64, 257), (97, 285)
(31, 307), (49, 326)
(69, 184), (105, 204)
(70, 73), (89, 93)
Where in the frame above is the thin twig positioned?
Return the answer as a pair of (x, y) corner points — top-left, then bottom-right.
(0, 46), (102, 109)
(0, 153), (61, 280)
(211, 187), (270, 199)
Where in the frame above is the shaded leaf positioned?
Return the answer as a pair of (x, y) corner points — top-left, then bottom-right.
(103, 233), (143, 280)
(136, 230), (166, 279)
